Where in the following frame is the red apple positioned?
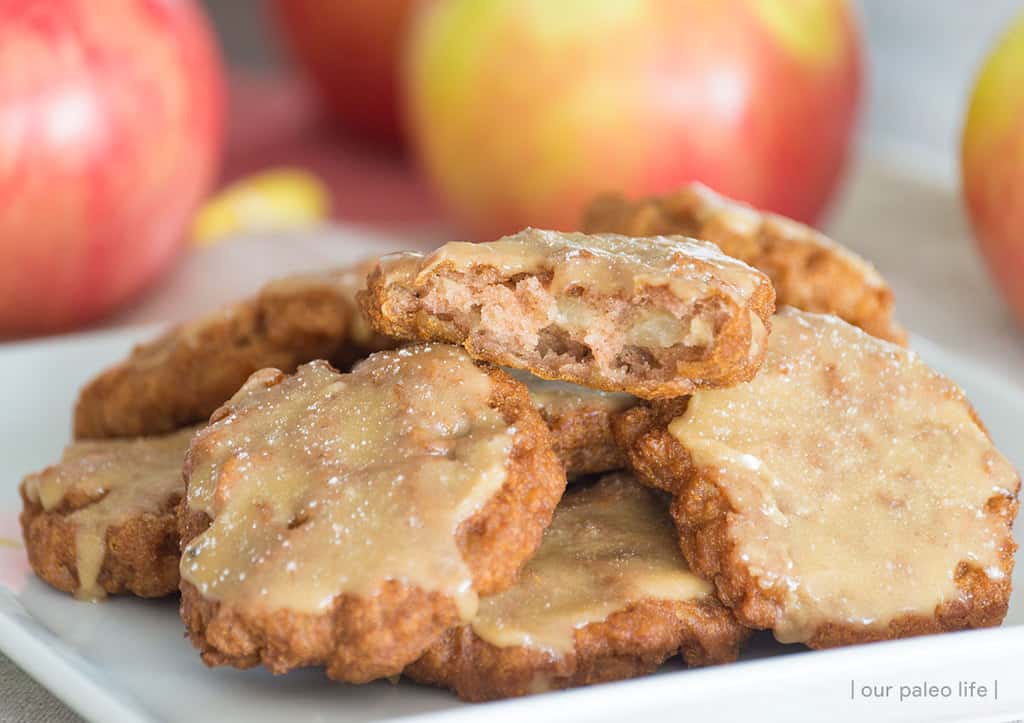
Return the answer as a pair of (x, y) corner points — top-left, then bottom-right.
(0, 0), (224, 337)
(404, 0), (862, 238)
(272, 0), (413, 144)
(962, 13), (1024, 325)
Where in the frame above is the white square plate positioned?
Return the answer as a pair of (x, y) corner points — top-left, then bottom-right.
(2, 154), (1023, 722)
(1, 326), (1022, 723)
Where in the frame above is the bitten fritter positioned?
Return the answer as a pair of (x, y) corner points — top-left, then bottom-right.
(73, 258), (396, 440)
(20, 427), (198, 599)
(405, 474), (747, 701)
(178, 346), (566, 683)
(359, 228), (775, 400)
(582, 184), (906, 344)
(616, 308), (1019, 648)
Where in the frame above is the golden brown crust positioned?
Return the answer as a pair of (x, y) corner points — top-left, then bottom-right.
(178, 362), (567, 683)
(359, 244), (776, 400)
(540, 401), (631, 479)
(582, 185), (906, 345)
(454, 367), (568, 595)
(19, 486), (181, 598)
(617, 399), (1020, 648)
(670, 474), (1019, 648)
(74, 263), (396, 440)
(611, 399), (692, 494)
(405, 598), (747, 702)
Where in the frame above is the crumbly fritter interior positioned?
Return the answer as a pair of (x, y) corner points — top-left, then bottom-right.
(363, 263), (773, 400)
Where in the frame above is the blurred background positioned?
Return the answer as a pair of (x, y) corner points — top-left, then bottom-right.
(2, 0), (1024, 343)
(206, 0), (1021, 173)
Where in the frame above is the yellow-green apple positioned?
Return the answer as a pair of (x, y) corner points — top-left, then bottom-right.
(0, 0), (224, 337)
(272, 0), (414, 144)
(404, 0), (863, 238)
(963, 13), (1024, 324)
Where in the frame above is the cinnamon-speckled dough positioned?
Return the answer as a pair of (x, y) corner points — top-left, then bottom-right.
(583, 184), (905, 344)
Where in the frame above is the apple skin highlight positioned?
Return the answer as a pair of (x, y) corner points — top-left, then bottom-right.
(403, 0), (863, 239)
(0, 0), (225, 336)
(963, 13), (1024, 325)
